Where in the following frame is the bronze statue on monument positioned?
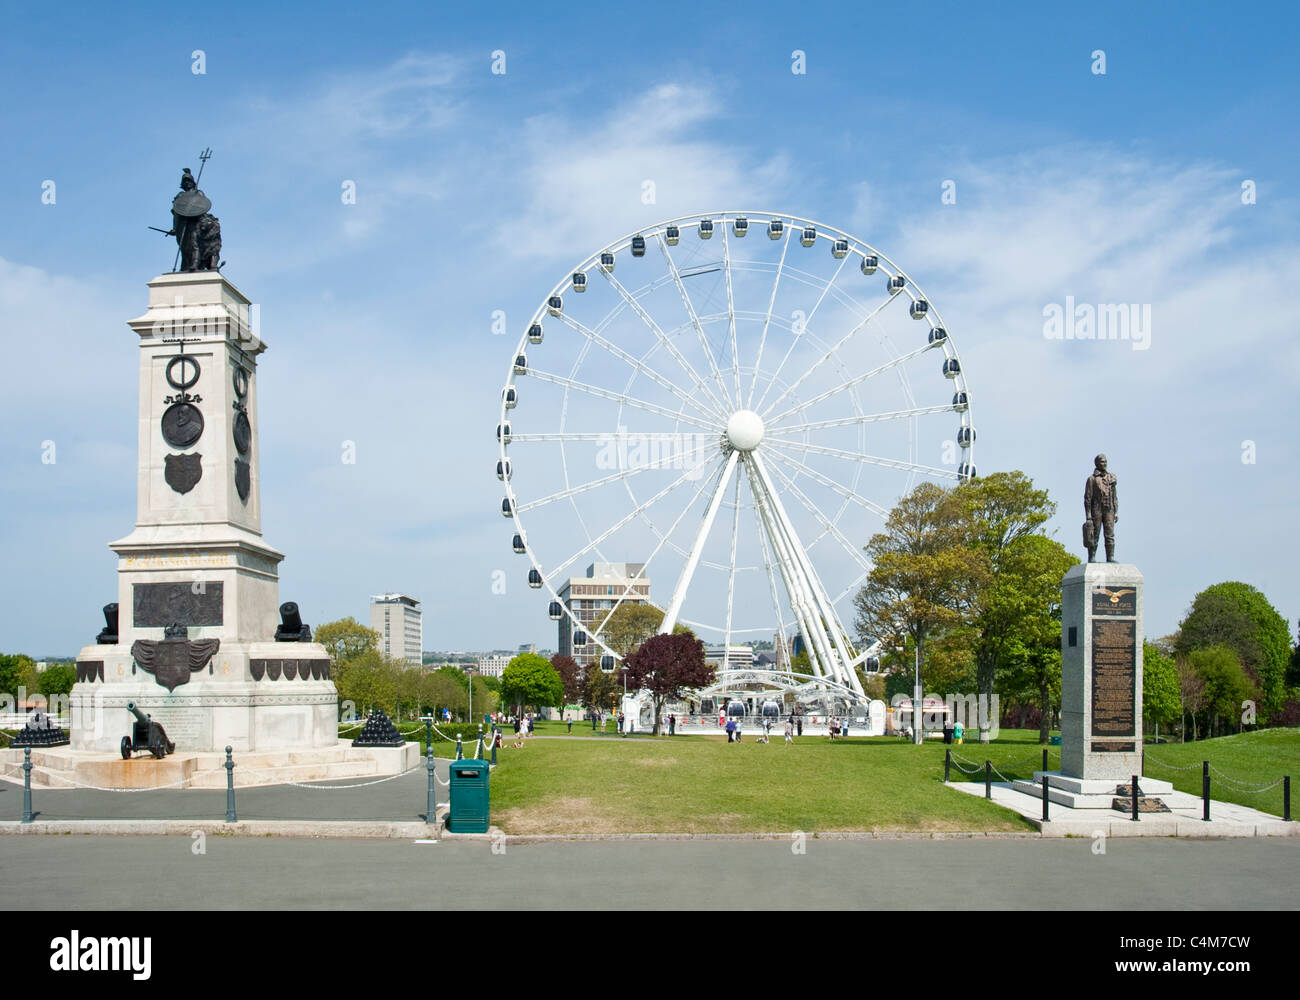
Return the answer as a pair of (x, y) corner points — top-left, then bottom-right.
(148, 149), (224, 272)
(1083, 453), (1118, 563)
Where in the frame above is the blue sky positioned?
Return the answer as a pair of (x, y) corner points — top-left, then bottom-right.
(2, 0), (1298, 657)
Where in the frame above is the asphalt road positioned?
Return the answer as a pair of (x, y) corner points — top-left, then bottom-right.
(3, 836), (1296, 909)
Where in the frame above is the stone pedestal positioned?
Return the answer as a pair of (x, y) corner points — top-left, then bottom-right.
(1060, 562), (1143, 781)
(69, 272), (338, 755)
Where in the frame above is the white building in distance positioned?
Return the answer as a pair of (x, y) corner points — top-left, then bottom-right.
(477, 653), (512, 678)
(369, 594), (423, 665)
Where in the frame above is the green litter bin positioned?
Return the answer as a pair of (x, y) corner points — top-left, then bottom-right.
(447, 758), (490, 832)
(1049, 734), (1061, 746)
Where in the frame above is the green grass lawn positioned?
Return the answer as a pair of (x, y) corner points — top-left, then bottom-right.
(1140, 729), (1299, 818)
(487, 729), (1044, 834)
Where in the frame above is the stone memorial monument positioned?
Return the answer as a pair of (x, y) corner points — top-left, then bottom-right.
(1017, 454), (1172, 808)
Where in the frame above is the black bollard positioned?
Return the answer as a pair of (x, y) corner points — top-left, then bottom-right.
(1041, 772), (1050, 822)
(1202, 760), (1210, 822)
(22, 747), (33, 824)
(476, 723), (485, 760)
(455, 735), (464, 761)
(224, 746), (237, 823)
(1285, 776), (1291, 822)
(984, 760), (991, 800)
(425, 742), (437, 825)
(944, 748), (951, 783)
(1131, 775), (1139, 822)
(1042, 747), (1048, 774)
(490, 729), (498, 766)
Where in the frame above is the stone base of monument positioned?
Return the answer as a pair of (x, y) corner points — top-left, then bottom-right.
(1010, 771), (1174, 809)
(0, 740), (420, 790)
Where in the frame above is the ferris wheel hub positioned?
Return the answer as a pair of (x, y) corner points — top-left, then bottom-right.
(725, 409), (765, 452)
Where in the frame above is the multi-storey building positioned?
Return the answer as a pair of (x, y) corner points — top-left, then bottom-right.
(557, 562), (651, 672)
(369, 594), (423, 665)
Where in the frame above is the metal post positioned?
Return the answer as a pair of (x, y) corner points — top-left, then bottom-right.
(22, 747), (34, 824)
(476, 723), (485, 760)
(1202, 760), (1210, 822)
(914, 646), (923, 746)
(944, 748), (951, 783)
(423, 716), (432, 757)
(1283, 776), (1290, 822)
(224, 746), (236, 823)
(1041, 772), (1049, 822)
(455, 735), (463, 761)
(490, 728), (498, 766)
(1131, 774), (1139, 822)
(425, 740), (436, 824)
(1042, 747), (1048, 774)
(984, 760), (991, 799)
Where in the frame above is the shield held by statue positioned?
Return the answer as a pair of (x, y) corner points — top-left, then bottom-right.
(165, 452), (202, 495)
(172, 190), (212, 218)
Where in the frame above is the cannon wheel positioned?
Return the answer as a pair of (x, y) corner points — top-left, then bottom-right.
(120, 736), (132, 760)
(150, 741), (166, 760)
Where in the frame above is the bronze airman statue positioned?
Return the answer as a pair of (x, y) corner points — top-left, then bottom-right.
(1084, 453), (1118, 562)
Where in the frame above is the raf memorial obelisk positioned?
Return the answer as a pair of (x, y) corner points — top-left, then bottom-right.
(1058, 454), (1144, 782)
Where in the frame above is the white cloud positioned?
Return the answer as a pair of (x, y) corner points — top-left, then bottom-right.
(503, 82), (794, 258)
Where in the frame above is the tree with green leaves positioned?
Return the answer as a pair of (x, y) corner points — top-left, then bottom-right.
(0, 653), (37, 699)
(1141, 641), (1180, 740)
(582, 661), (619, 714)
(853, 482), (989, 740)
(952, 471), (1074, 703)
(36, 662), (77, 699)
(315, 617), (380, 664)
(1175, 582), (1290, 720)
(500, 653), (564, 715)
(1188, 645), (1256, 737)
(1175, 655), (1207, 741)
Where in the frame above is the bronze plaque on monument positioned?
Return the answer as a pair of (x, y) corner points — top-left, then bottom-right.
(1092, 587), (1137, 617)
(133, 581), (224, 627)
(1091, 618), (1136, 737)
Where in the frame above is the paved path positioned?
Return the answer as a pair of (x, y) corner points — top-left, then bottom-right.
(3, 836), (1296, 909)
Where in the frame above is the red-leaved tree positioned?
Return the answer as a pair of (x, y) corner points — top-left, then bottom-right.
(550, 654), (582, 707)
(623, 632), (715, 735)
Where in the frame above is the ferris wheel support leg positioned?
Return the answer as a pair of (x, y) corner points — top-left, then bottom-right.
(660, 450), (739, 635)
(750, 453), (865, 699)
(745, 456), (836, 685)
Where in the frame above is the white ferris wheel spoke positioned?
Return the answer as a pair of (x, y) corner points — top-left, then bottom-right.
(746, 223), (793, 409)
(751, 249), (850, 415)
(527, 368), (719, 432)
(543, 451), (719, 585)
(721, 467), (742, 666)
(514, 443), (720, 514)
(763, 443), (891, 520)
(764, 341), (935, 427)
(768, 437), (961, 480)
(749, 452), (862, 697)
(659, 449), (739, 634)
(765, 403), (955, 437)
(763, 457), (872, 575)
(752, 493), (791, 654)
(757, 280), (901, 419)
(511, 431), (714, 443)
(656, 235), (736, 412)
(553, 311), (721, 425)
(721, 226), (744, 406)
(588, 458), (732, 644)
(598, 267), (731, 420)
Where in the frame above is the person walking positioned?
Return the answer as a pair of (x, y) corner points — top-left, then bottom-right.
(567, 716), (573, 734)
(796, 716), (803, 737)
(617, 712), (624, 735)
(725, 717), (736, 743)
(784, 719), (794, 745)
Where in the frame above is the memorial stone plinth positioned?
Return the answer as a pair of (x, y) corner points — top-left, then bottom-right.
(68, 271), (339, 753)
(1060, 562), (1144, 781)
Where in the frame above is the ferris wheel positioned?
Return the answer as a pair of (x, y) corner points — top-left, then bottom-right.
(497, 212), (975, 705)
